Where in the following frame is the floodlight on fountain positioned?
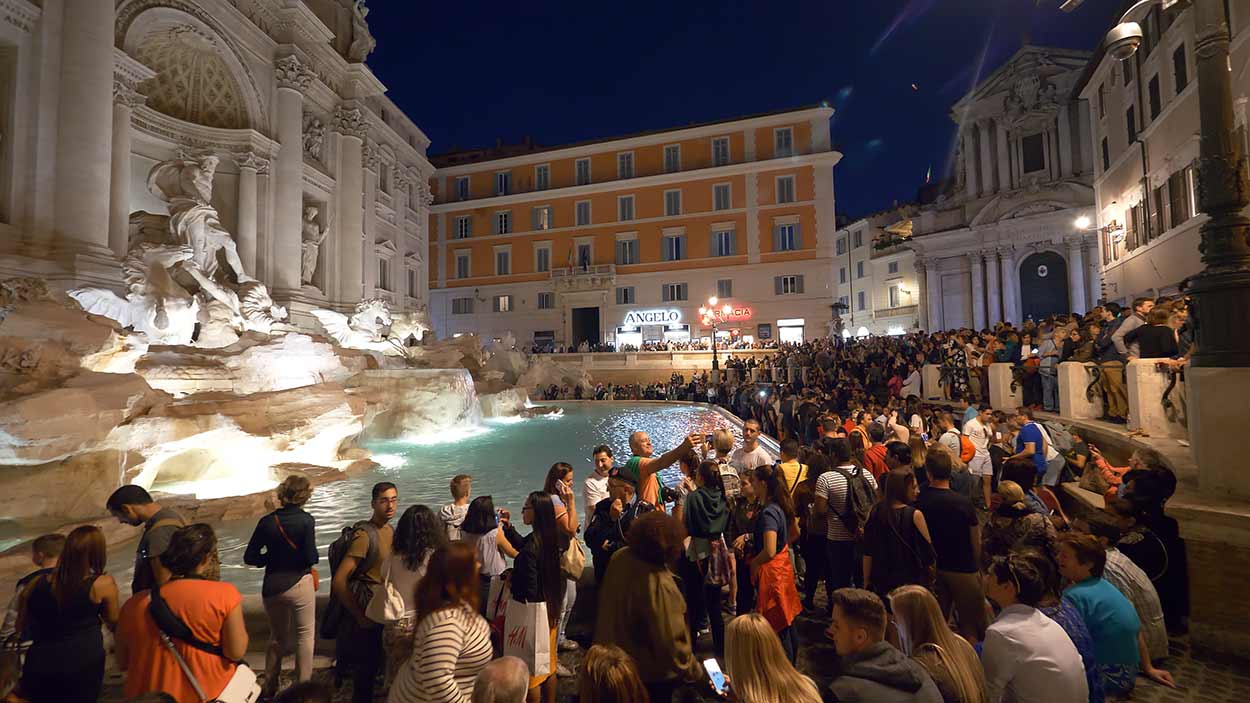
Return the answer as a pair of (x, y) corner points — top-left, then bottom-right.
(1075, 216), (1092, 230)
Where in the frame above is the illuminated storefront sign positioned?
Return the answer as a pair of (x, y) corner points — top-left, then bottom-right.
(623, 308), (682, 326)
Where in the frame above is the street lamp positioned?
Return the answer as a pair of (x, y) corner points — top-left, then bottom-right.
(1095, 0), (1250, 367)
(699, 296), (733, 374)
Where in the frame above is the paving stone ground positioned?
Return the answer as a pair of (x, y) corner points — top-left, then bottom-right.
(97, 603), (1249, 703)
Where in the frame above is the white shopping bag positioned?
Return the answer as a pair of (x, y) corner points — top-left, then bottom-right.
(486, 575), (511, 623)
(503, 598), (551, 677)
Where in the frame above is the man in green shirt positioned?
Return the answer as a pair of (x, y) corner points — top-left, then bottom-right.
(624, 431), (698, 506)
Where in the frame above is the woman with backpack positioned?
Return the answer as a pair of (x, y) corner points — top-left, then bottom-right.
(243, 475), (319, 697)
(677, 460), (730, 657)
(381, 505), (448, 687)
(862, 469), (935, 601)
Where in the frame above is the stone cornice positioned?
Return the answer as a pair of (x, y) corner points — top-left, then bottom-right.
(274, 54), (315, 92)
(1, 0), (40, 34)
(132, 104), (280, 159)
(277, 2), (335, 45)
(113, 48), (156, 107)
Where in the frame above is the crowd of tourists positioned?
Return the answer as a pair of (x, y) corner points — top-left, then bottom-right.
(532, 339), (780, 355)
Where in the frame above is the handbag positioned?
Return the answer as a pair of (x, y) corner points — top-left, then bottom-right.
(503, 598), (551, 677)
(559, 538), (586, 581)
(272, 515), (318, 591)
(0, 635), (20, 700)
(365, 557), (407, 624)
(149, 583), (260, 703)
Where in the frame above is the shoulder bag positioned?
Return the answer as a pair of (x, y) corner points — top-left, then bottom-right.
(560, 537), (586, 581)
(365, 557), (407, 624)
(148, 582), (260, 703)
(272, 514), (318, 591)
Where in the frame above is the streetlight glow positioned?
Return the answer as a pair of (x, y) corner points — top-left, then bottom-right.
(708, 297), (718, 306)
(1075, 216), (1091, 229)
(722, 304), (732, 315)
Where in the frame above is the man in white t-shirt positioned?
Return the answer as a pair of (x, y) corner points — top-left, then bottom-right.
(963, 404), (994, 510)
(812, 438), (878, 600)
(730, 419), (772, 474)
(583, 444), (614, 510)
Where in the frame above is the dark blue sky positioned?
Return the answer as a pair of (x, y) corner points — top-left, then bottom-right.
(367, 0), (1122, 219)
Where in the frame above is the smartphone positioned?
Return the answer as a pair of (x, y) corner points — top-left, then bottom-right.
(703, 658), (727, 696)
(705, 433), (715, 445)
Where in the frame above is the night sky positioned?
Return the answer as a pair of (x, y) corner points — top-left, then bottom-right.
(367, 0), (1123, 219)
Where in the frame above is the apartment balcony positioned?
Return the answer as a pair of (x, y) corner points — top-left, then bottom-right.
(550, 264), (616, 292)
(873, 304), (918, 320)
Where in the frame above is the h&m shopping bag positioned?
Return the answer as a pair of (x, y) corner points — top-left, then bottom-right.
(502, 599), (551, 677)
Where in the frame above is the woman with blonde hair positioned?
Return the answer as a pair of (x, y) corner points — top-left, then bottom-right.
(888, 585), (987, 703)
(723, 613), (821, 703)
(908, 435), (928, 483)
(576, 644), (649, 703)
(982, 478), (1057, 566)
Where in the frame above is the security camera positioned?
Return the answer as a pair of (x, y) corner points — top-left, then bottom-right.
(1105, 22), (1144, 61)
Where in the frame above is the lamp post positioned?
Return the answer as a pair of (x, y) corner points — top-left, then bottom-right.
(700, 297), (734, 380)
(1074, 0), (1250, 497)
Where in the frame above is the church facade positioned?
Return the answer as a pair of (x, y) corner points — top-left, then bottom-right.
(908, 46), (1100, 331)
(0, 0), (432, 328)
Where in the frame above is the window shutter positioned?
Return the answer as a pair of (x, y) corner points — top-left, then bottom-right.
(710, 232), (719, 258)
(774, 276), (783, 295)
(730, 230), (738, 256)
(662, 285), (671, 302)
(794, 224), (803, 250)
(680, 283), (687, 300)
(772, 226), (781, 252)
(678, 236), (686, 260)
(797, 275), (805, 294)
(492, 297), (500, 313)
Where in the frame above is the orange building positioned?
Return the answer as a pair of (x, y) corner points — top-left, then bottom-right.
(427, 106), (840, 349)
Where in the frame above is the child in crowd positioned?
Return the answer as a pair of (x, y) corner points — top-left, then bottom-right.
(0, 533), (65, 646)
(440, 474), (472, 540)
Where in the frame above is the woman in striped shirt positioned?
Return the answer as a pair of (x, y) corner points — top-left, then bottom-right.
(388, 542), (493, 703)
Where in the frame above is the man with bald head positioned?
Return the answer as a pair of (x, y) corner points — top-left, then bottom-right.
(623, 430), (697, 506)
(472, 656), (528, 703)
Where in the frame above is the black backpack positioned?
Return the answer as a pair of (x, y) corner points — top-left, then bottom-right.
(318, 521), (379, 640)
(833, 466), (877, 538)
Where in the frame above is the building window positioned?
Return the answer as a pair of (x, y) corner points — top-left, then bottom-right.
(717, 279), (732, 298)
(494, 211), (512, 234)
(712, 229), (736, 257)
(774, 127), (794, 157)
(857, 291), (866, 311)
(713, 183), (731, 211)
(852, 231), (863, 248)
(577, 243), (592, 268)
(492, 295), (512, 313)
(1101, 137), (1110, 171)
(452, 297), (473, 314)
(378, 167), (392, 196)
(618, 195), (635, 222)
(456, 176), (470, 201)
(663, 145), (681, 173)
(887, 261), (899, 274)
(455, 252), (470, 279)
(856, 261), (865, 278)
(454, 216), (471, 239)
(1173, 45), (1188, 93)
(495, 249), (511, 275)
(576, 158), (591, 186)
(616, 239), (639, 265)
(407, 268), (418, 298)
(662, 283), (688, 302)
(1148, 75), (1162, 120)
(1126, 105), (1137, 144)
(495, 171), (511, 196)
(836, 237), (846, 255)
(616, 286), (635, 305)
(536, 246), (551, 273)
(838, 267), (846, 284)
(532, 206), (553, 231)
(1022, 133), (1046, 173)
(776, 175), (796, 204)
(576, 200), (591, 226)
(776, 275), (804, 295)
(839, 295), (849, 308)
(712, 137), (730, 166)
(774, 223), (799, 251)
(618, 152), (634, 179)
(664, 190), (682, 216)
(662, 234), (686, 261)
(377, 258), (391, 290)
(888, 285), (900, 308)
(1167, 168), (1191, 229)
(535, 164), (550, 191)
(537, 292), (554, 310)
(1098, 84), (1107, 120)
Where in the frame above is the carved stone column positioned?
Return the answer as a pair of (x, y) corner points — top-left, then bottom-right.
(334, 106), (368, 304)
(998, 248), (1018, 324)
(235, 152), (266, 277)
(273, 56), (313, 293)
(962, 129), (979, 198)
(995, 120), (1012, 192)
(914, 258), (929, 331)
(109, 80), (144, 259)
(1066, 236), (1087, 315)
(985, 249), (1002, 326)
(1058, 103), (1074, 177)
(1085, 240), (1101, 307)
(53, 0), (117, 270)
(926, 258), (944, 331)
(978, 119), (996, 197)
(968, 252), (986, 330)
(362, 142), (380, 294)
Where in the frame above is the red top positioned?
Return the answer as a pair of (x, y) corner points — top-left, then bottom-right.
(118, 579), (242, 703)
(862, 444), (890, 481)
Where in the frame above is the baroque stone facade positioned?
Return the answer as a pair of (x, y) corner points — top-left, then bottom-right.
(0, 0), (433, 329)
(908, 46), (1100, 330)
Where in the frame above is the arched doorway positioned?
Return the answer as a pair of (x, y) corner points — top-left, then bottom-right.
(1019, 251), (1070, 321)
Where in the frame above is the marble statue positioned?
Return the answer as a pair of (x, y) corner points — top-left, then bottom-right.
(70, 156), (287, 346)
(303, 113), (325, 161)
(348, 0), (376, 63)
(311, 298), (393, 349)
(300, 206), (328, 286)
(390, 307), (430, 345)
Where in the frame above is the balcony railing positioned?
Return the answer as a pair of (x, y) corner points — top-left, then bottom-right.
(873, 304), (918, 320)
(551, 264), (615, 279)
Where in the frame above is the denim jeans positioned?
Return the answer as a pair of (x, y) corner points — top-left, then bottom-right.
(557, 577), (577, 645)
(1040, 368), (1059, 411)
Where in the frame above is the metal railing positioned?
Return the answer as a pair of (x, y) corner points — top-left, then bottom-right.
(873, 305), (918, 320)
(550, 264), (616, 279)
